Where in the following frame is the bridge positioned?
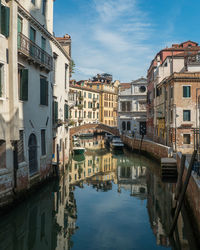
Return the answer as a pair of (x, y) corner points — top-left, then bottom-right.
(70, 123), (120, 137)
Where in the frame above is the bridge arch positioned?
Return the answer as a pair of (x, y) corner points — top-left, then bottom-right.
(70, 123), (120, 137)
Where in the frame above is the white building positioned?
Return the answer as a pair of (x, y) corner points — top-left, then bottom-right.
(118, 77), (147, 136)
(69, 85), (100, 126)
(0, 0), (70, 207)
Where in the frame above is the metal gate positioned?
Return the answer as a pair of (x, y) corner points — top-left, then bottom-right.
(28, 133), (38, 175)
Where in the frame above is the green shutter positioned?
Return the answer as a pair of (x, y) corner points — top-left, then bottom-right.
(65, 104), (69, 120)
(20, 69), (28, 101)
(54, 101), (58, 122)
(40, 78), (48, 105)
(45, 80), (48, 105)
(1, 5), (10, 37)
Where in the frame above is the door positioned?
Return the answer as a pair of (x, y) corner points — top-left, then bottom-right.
(28, 133), (38, 175)
(139, 122), (146, 135)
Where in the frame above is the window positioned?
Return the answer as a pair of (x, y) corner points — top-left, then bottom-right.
(53, 100), (58, 123)
(183, 134), (190, 144)
(88, 112), (92, 118)
(127, 121), (131, 131)
(84, 92), (86, 97)
(31, 0), (35, 4)
(17, 130), (24, 163)
(75, 110), (77, 118)
(170, 86), (173, 99)
(97, 112), (99, 119)
(30, 27), (36, 42)
(65, 64), (68, 89)
(127, 102), (131, 112)
(0, 3), (10, 37)
(84, 101), (86, 108)
(122, 102), (126, 111)
(88, 102), (92, 108)
(41, 37), (46, 51)
(30, 27), (36, 56)
(183, 86), (191, 98)
(0, 140), (6, 169)
(84, 111), (86, 118)
(40, 77), (48, 106)
(41, 130), (46, 155)
(97, 85), (99, 89)
(97, 103), (99, 108)
(88, 93), (92, 99)
(183, 110), (191, 121)
(93, 112), (95, 118)
(18, 68), (28, 101)
(64, 103), (68, 120)
(42, 0), (47, 15)
(79, 111), (81, 118)
(17, 16), (22, 47)
(122, 121), (126, 131)
(0, 64), (3, 97)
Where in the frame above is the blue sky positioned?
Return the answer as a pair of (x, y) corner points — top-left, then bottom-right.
(54, 0), (200, 82)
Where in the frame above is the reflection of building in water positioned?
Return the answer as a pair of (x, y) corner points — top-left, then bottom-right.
(52, 173), (78, 250)
(117, 156), (147, 198)
(69, 151), (117, 185)
(0, 184), (55, 250)
(146, 169), (195, 249)
(80, 136), (105, 150)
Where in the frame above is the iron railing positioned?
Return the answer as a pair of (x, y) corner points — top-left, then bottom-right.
(18, 32), (53, 71)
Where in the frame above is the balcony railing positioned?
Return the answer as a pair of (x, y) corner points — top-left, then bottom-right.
(18, 32), (53, 71)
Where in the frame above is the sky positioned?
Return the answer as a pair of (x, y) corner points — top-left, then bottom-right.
(54, 0), (200, 82)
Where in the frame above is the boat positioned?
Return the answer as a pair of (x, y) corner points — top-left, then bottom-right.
(110, 136), (124, 150)
(73, 142), (85, 155)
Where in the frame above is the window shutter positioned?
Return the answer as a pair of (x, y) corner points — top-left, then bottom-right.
(1, 5), (10, 37)
(45, 80), (48, 105)
(65, 104), (69, 120)
(55, 101), (58, 121)
(21, 69), (28, 101)
(40, 78), (48, 105)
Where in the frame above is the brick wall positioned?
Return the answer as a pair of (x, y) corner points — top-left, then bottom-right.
(177, 152), (200, 235)
(122, 135), (172, 160)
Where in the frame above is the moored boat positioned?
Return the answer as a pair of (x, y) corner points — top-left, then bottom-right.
(110, 136), (124, 150)
(73, 142), (85, 155)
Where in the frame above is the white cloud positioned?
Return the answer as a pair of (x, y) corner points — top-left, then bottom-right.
(67, 0), (154, 81)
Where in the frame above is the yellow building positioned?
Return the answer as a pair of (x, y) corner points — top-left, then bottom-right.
(86, 80), (119, 126)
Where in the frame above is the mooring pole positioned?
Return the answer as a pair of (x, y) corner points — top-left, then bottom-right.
(169, 150), (197, 236)
(175, 154), (186, 200)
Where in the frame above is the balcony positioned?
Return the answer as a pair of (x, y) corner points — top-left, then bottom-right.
(18, 32), (53, 71)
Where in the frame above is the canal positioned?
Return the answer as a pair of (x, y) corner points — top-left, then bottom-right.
(0, 136), (199, 250)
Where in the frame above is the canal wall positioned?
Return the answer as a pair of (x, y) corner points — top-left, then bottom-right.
(122, 135), (172, 160)
(177, 152), (200, 237)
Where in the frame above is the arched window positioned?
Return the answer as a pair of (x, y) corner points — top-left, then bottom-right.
(122, 121), (126, 131)
(127, 121), (131, 131)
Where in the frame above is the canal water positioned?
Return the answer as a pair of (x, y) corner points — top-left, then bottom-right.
(0, 136), (199, 250)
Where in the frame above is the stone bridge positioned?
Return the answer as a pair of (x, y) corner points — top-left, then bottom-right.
(70, 123), (120, 137)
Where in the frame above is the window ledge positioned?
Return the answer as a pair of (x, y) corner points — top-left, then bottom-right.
(0, 168), (9, 176)
(40, 155), (46, 159)
(0, 97), (6, 101)
(18, 161), (27, 169)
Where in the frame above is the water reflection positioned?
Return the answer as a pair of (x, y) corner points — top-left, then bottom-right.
(0, 143), (198, 250)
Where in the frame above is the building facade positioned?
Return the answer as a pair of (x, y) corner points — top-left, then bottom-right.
(118, 78), (147, 136)
(147, 41), (200, 140)
(0, 0), (70, 207)
(69, 85), (100, 126)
